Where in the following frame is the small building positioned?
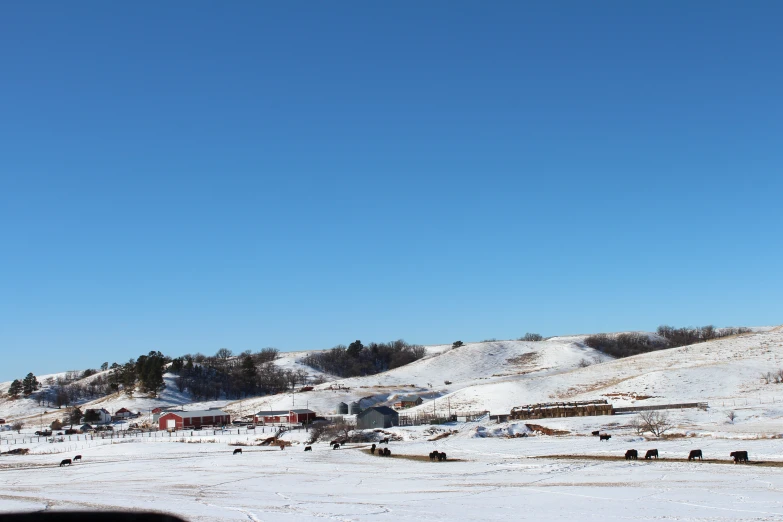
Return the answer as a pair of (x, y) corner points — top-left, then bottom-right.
(356, 406), (399, 429)
(83, 408), (112, 425)
(254, 409), (317, 425)
(393, 395), (423, 409)
(158, 409), (230, 431)
(115, 408), (133, 418)
(336, 402), (349, 414)
(152, 407), (183, 423)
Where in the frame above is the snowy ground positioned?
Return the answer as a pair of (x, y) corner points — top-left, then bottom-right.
(3, 327), (783, 519)
(2, 424), (783, 521)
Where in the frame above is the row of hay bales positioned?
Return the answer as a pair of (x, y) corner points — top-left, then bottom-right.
(510, 400), (613, 420)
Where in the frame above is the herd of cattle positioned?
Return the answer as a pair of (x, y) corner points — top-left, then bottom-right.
(623, 448), (749, 463)
(589, 430), (750, 463)
(54, 433), (753, 466)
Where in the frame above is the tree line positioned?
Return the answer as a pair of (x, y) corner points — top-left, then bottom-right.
(301, 340), (426, 377)
(167, 347), (311, 401)
(584, 325), (751, 359)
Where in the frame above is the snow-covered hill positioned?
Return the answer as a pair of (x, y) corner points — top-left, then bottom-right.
(3, 326), (783, 438)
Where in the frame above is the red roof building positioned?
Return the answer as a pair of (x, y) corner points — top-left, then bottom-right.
(254, 409), (316, 425)
(158, 409), (230, 431)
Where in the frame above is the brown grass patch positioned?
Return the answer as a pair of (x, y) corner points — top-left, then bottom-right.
(526, 424), (570, 436)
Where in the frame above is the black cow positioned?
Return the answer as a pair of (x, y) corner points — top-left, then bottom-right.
(333, 443), (341, 450)
(429, 451), (438, 461)
(591, 430), (600, 436)
(599, 434), (611, 441)
(644, 449), (658, 460)
(370, 444), (376, 455)
(304, 446), (312, 452)
(59, 459), (72, 467)
(438, 451), (447, 461)
(625, 449), (638, 460)
(384, 448), (391, 457)
(730, 451), (748, 463)
(73, 455), (82, 462)
(688, 449), (703, 461)
(233, 448), (242, 455)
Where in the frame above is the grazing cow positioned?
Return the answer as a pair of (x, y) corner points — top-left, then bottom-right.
(59, 459), (72, 467)
(599, 434), (611, 441)
(625, 449), (638, 460)
(429, 451), (438, 461)
(644, 449), (658, 460)
(730, 451), (748, 463)
(304, 446), (312, 452)
(73, 455), (82, 462)
(384, 448), (391, 457)
(379, 438), (389, 444)
(333, 443), (341, 450)
(688, 449), (703, 461)
(233, 448), (242, 455)
(438, 452), (447, 462)
(370, 444), (376, 455)
(591, 430), (600, 436)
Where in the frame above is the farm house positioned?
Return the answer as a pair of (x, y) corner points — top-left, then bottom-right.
(393, 395), (423, 409)
(158, 409), (230, 431)
(254, 409), (316, 425)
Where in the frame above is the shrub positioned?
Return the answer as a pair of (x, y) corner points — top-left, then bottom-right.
(519, 333), (543, 342)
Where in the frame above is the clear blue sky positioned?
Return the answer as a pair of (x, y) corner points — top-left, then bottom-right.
(1, 1), (781, 381)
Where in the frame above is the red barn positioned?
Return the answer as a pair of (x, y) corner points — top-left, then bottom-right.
(254, 409), (316, 425)
(158, 409), (230, 431)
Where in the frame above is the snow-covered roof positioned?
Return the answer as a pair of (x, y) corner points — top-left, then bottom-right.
(162, 409), (228, 417)
(255, 409), (315, 416)
(358, 406), (398, 417)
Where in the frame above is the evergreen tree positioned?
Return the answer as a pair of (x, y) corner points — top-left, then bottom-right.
(347, 340), (364, 358)
(22, 372), (40, 396)
(69, 407), (83, 427)
(83, 409), (100, 423)
(7, 379), (22, 398)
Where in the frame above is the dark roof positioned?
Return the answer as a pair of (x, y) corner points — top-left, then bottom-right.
(395, 395), (422, 402)
(357, 406), (398, 417)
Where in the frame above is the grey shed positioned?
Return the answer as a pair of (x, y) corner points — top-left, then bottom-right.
(336, 402), (349, 414)
(356, 406), (399, 430)
(349, 401), (362, 414)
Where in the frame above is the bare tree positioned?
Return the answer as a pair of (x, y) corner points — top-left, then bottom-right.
(629, 416), (646, 435)
(11, 421), (24, 433)
(636, 411), (672, 437)
(726, 410), (737, 424)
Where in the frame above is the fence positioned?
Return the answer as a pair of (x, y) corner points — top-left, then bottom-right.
(612, 402), (708, 414)
(0, 424), (307, 447)
(398, 411), (488, 426)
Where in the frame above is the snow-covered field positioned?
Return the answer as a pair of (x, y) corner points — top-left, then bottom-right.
(3, 326), (783, 520)
(2, 426), (783, 521)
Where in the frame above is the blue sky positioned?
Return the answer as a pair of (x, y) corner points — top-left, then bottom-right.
(1, 2), (781, 381)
